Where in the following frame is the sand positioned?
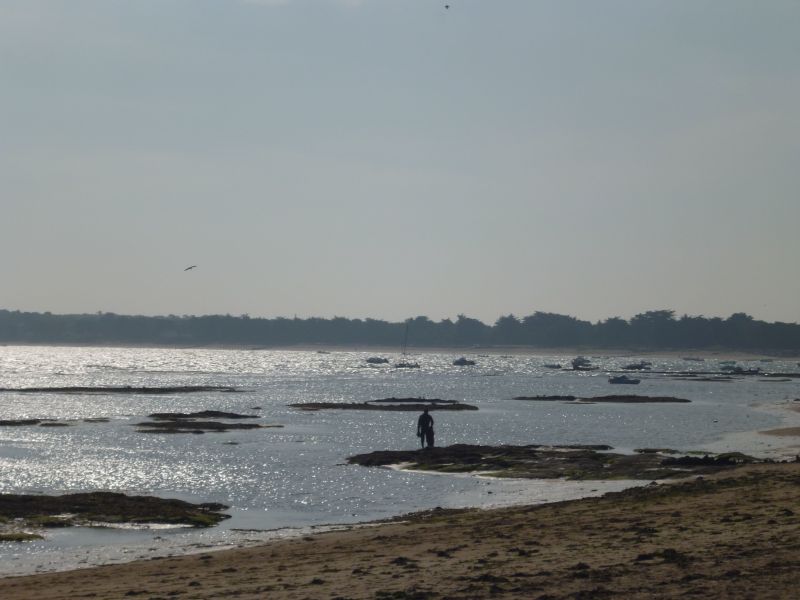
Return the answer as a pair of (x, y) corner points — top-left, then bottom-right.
(0, 463), (798, 599)
(761, 426), (800, 437)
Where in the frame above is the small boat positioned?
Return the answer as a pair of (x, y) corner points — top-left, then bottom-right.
(609, 375), (640, 384)
(571, 356), (597, 371)
(366, 357), (389, 364)
(682, 357), (705, 362)
(623, 361), (652, 371)
(453, 357), (476, 366)
(394, 361), (420, 369)
(543, 363), (562, 369)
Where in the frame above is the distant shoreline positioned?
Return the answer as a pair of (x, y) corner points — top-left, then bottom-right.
(1, 342), (797, 360)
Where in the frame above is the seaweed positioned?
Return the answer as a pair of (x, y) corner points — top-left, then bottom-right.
(290, 401), (478, 411)
(348, 445), (760, 481)
(0, 491), (230, 531)
(0, 386), (241, 395)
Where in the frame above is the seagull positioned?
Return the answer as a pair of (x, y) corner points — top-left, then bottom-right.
(184, 265), (197, 271)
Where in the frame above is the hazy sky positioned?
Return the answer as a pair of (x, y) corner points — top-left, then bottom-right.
(2, 0), (799, 324)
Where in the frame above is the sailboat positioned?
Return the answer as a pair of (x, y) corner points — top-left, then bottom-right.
(394, 322), (420, 369)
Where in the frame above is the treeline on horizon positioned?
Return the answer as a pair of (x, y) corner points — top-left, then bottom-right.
(1, 309), (799, 353)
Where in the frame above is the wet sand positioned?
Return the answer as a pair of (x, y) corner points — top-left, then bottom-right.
(0, 463), (798, 599)
(761, 426), (800, 437)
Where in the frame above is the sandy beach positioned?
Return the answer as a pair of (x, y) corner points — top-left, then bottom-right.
(0, 463), (798, 599)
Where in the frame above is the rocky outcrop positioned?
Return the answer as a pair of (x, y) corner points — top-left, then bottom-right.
(291, 399), (478, 411)
(0, 491), (230, 537)
(348, 444), (759, 480)
(513, 395), (690, 403)
(0, 386), (241, 394)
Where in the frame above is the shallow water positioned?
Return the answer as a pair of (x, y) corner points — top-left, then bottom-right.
(0, 346), (798, 575)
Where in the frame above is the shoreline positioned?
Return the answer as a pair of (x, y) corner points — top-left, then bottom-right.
(1, 463), (798, 599)
(2, 402), (799, 580)
(2, 342), (797, 360)
(1, 344), (799, 596)
(0, 475), (642, 579)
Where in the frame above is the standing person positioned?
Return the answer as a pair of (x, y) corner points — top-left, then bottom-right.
(417, 408), (434, 449)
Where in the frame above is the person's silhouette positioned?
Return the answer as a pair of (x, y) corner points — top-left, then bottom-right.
(417, 408), (434, 449)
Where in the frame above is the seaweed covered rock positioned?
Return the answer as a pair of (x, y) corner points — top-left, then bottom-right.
(513, 395), (690, 403)
(0, 491), (230, 535)
(147, 411), (260, 420)
(136, 420), (267, 433)
(348, 445), (759, 480)
(0, 386), (241, 394)
(136, 410), (281, 433)
(661, 453), (758, 467)
(291, 399), (478, 411)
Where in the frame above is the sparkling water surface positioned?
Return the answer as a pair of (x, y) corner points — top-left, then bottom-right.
(0, 346), (798, 574)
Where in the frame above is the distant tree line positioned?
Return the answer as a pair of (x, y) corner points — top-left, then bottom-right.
(0, 309), (798, 353)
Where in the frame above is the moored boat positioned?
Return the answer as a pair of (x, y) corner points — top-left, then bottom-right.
(394, 322), (420, 369)
(453, 357), (476, 366)
(623, 361), (652, 371)
(571, 356), (597, 371)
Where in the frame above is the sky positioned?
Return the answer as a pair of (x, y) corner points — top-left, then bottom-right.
(2, 0), (799, 325)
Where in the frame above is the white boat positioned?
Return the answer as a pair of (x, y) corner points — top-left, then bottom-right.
(571, 356), (597, 371)
(453, 357), (476, 366)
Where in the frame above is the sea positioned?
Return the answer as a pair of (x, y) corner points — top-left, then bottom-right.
(1, 345), (799, 575)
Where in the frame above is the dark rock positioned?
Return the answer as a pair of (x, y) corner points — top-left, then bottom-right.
(0, 491), (230, 531)
(147, 411), (260, 420)
(588, 395), (690, 403)
(0, 386), (240, 394)
(513, 395), (577, 401)
(135, 421), (267, 434)
(290, 399), (478, 411)
(661, 453), (757, 467)
(513, 394), (690, 403)
(348, 444), (757, 480)
(135, 409), (282, 433)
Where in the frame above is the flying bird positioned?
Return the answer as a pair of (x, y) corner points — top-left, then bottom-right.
(184, 265), (197, 271)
